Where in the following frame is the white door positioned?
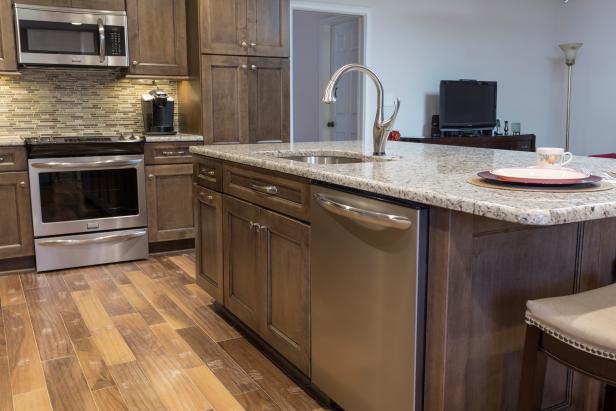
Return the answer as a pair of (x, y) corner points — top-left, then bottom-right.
(329, 18), (360, 141)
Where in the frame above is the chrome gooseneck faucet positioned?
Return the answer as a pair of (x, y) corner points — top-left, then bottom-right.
(322, 64), (400, 156)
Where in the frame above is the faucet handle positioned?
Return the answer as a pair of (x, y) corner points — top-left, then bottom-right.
(382, 97), (401, 130)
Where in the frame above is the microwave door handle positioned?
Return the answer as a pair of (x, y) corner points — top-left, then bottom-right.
(97, 18), (105, 63)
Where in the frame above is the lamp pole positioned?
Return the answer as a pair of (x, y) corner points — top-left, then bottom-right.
(559, 43), (583, 152)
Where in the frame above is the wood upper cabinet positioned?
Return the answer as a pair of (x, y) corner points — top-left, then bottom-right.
(194, 185), (224, 303)
(199, 0), (288, 57)
(258, 208), (310, 375)
(201, 54), (249, 144)
(248, 57), (290, 143)
(126, 0), (188, 77)
(0, 172), (34, 260)
(146, 164), (196, 243)
(223, 195), (261, 330)
(0, 0), (17, 72)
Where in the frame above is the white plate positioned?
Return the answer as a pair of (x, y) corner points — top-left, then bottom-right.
(490, 167), (590, 180)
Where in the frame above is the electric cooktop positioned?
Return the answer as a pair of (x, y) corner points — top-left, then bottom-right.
(25, 134), (145, 158)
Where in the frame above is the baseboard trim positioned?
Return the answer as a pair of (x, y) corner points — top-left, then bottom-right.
(149, 239), (195, 254)
(0, 255), (36, 274)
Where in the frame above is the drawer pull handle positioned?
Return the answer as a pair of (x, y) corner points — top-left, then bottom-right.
(249, 183), (278, 195)
(161, 151), (187, 156)
(0, 157), (4, 162)
(198, 170), (216, 180)
(199, 192), (214, 201)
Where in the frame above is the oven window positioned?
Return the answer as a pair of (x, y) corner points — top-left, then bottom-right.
(39, 169), (139, 223)
(20, 21), (99, 55)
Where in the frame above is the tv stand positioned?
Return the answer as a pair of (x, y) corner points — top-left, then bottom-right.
(400, 134), (536, 152)
(440, 129), (493, 137)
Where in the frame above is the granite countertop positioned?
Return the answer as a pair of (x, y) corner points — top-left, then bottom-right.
(144, 133), (204, 143)
(0, 136), (25, 146)
(190, 141), (616, 226)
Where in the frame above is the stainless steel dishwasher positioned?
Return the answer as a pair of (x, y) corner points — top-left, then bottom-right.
(311, 185), (427, 411)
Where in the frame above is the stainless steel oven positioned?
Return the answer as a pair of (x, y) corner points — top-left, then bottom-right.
(14, 4), (128, 67)
(28, 153), (148, 271)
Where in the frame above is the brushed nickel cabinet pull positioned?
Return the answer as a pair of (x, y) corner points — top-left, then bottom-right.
(19, 181), (26, 188)
(148, 174), (154, 180)
(161, 151), (187, 156)
(249, 182), (278, 195)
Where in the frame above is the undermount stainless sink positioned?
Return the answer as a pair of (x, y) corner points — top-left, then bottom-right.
(283, 155), (370, 165)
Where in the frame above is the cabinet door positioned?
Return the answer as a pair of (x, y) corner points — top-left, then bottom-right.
(126, 0), (188, 76)
(202, 55), (249, 144)
(199, 0), (248, 56)
(258, 208), (310, 375)
(194, 186), (223, 303)
(71, 0), (125, 10)
(0, 0), (17, 72)
(248, 57), (290, 143)
(248, 0), (289, 57)
(146, 164), (196, 243)
(223, 195), (261, 330)
(0, 172), (34, 259)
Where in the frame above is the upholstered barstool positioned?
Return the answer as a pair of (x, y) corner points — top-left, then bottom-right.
(518, 283), (616, 411)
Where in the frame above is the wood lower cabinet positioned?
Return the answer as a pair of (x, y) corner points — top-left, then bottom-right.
(146, 164), (196, 243)
(194, 185), (224, 303)
(0, 172), (34, 260)
(0, 0), (17, 73)
(126, 0), (188, 77)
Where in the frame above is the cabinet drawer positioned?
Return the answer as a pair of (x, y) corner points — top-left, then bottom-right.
(193, 157), (222, 192)
(145, 143), (194, 165)
(0, 147), (27, 172)
(223, 163), (310, 221)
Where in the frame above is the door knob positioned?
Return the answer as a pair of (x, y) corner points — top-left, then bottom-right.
(19, 181), (26, 188)
(148, 174), (154, 180)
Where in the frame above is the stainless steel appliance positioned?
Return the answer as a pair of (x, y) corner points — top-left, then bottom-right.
(311, 185), (427, 411)
(142, 89), (175, 134)
(14, 4), (128, 67)
(25, 135), (148, 271)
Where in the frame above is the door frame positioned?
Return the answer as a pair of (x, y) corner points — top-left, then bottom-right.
(290, 1), (372, 147)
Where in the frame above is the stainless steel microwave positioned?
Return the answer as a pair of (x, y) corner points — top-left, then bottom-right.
(14, 4), (128, 67)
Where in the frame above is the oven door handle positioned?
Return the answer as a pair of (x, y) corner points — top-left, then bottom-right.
(38, 230), (147, 247)
(31, 159), (142, 170)
(98, 18), (106, 64)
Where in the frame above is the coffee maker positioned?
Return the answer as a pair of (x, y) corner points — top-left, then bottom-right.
(141, 89), (175, 134)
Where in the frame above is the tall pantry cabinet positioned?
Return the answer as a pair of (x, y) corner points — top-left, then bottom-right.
(180, 0), (290, 144)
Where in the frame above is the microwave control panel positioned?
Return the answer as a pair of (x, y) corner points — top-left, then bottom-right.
(105, 26), (127, 57)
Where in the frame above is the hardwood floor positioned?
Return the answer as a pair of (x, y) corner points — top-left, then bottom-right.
(0, 252), (324, 411)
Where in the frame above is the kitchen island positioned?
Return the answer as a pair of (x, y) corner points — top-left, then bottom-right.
(190, 141), (616, 411)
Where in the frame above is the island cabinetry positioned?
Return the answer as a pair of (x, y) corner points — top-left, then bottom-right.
(0, 0), (17, 73)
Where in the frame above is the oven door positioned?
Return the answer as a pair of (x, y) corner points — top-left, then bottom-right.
(14, 5), (128, 67)
(29, 155), (147, 237)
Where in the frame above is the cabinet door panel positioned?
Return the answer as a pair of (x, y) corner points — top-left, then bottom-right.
(202, 55), (249, 144)
(194, 186), (223, 303)
(223, 195), (261, 329)
(0, 172), (34, 259)
(248, 57), (289, 143)
(71, 0), (125, 10)
(0, 0), (17, 72)
(259, 208), (310, 375)
(200, 0), (247, 55)
(146, 164), (196, 243)
(248, 0), (289, 57)
(127, 0), (188, 76)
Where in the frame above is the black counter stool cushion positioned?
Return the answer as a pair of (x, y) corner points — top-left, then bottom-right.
(525, 283), (616, 360)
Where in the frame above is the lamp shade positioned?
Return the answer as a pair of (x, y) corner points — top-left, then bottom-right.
(559, 43), (583, 66)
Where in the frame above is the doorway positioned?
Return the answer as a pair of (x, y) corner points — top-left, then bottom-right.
(291, 9), (365, 143)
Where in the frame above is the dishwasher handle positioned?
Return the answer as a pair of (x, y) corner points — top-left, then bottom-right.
(314, 193), (412, 230)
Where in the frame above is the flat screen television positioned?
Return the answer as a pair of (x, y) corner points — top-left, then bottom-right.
(439, 80), (497, 130)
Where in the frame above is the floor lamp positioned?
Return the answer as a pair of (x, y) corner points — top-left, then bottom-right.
(559, 43), (583, 152)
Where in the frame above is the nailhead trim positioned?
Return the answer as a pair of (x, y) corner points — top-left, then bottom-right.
(525, 312), (616, 361)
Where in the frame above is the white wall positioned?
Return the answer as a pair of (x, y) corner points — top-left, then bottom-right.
(294, 0), (566, 149)
(559, 0), (616, 155)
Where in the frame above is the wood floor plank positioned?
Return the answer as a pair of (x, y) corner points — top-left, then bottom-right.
(109, 361), (168, 411)
(185, 283), (215, 304)
(0, 306), (5, 357)
(186, 366), (245, 411)
(12, 388), (52, 411)
(43, 355), (98, 411)
(88, 279), (135, 317)
(116, 283), (165, 326)
(112, 313), (166, 359)
(103, 262), (136, 286)
(0, 356), (14, 411)
(19, 271), (49, 291)
(72, 290), (136, 365)
(150, 323), (203, 369)
(2, 303), (48, 396)
(91, 386), (129, 411)
(169, 255), (196, 278)
(23, 287), (72, 361)
(0, 275), (25, 307)
(124, 271), (194, 329)
(62, 272), (90, 292)
(45, 274), (91, 341)
(72, 337), (115, 391)
(235, 389), (280, 411)
(78, 266), (111, 283)
(177, 326), (260, 397)
(154, 255), (193, 285)
(220, 338), (320, 411)
(135, 260), (169, 280)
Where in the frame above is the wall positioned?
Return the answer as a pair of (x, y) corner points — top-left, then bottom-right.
(293, 0), (566, 149)
(0, 68), (178, 140)
(559, 0), (616, 155)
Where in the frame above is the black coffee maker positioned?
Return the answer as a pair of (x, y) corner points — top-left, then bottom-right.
(141, 89), (175, 134)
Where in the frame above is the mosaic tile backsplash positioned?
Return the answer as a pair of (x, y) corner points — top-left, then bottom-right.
(0, 68), (179, 140)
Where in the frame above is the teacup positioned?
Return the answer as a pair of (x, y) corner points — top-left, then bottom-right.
(536, 147), (573, 168)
